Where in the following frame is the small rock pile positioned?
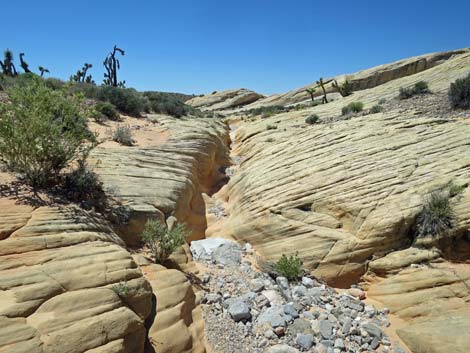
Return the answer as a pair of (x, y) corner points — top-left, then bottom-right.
(191, 238), (405, 353)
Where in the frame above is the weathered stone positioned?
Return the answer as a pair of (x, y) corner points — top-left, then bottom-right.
(267, 344), (301, 353)
(228, 300), (251, 322)
(257, 306), (288, 328)
(319, 320), (334, 339)
(296, 333), (314, 349)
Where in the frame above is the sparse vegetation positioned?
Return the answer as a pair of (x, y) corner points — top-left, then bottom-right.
(332, 79), (353, 97)
(112, 281), (130, 297)
(140, 219), (188, 263)
(94, 101), (120, 121)
(113, 126), (134, 146)
(416, 190), (455, 238)
(275, 253), (303, 280)
(0, 76), (95, 187)
(370, 104), (383, 114)
(399, 81), (430, 99)
(266, 124), (278, 130)
(378, 98), (386, 104)
(448, 73), (470, 109)
(143, 91), (196, 118)
(247, 105), (287, 118)
(342, 101), (364, 115)
(305, 114), (319, 124)
(63, 160), (105, 209)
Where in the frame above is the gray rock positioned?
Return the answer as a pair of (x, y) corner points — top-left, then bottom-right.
(255, 294), (269, 308)
(283, 304), (299, 319)
(228, 300), (251, 322)
(288, 318), (311, 336)
(334, 338), (345, 349)
(302, 311), (314, 320)
(296, 333), (314, 349)
(204, 293), (221, 304)
(370, 337), (380, 350)
(264, 329), (276, 339)
(251, 279), (265, 293)
(190, 238), (233, 261)
(342, 317), (352, 335)
(276, 276), (289, 290)
(360, 322), (383, 338)
(301, 276), (315, 287)
(212, 242), (242, 266)
(267, 344), (300, 353)
(319, 320), (334, 339)
(257, 306), (287, 328)
(292, 285), (308, 297)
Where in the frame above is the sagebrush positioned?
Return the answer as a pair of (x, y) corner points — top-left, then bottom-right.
(416, 190), (455, 238)
(448, 73), (470, 109)
(140, 219), (188, 263)
(342, 101), (363, 115)
(0, 76), (95, 187)
(113, 126), (134, 146)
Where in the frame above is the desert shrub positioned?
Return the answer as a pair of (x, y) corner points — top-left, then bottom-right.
(305, 114), (319, 124)
(399, 81), (430, 99)
(448, 73), (470, 109)
(63, 160), (105, 209)
(140, 219), (187, 263)
(98, 86), (150, 117)
(143, 91), (196, 118)
(112, 281), (130, 297)
(266, 124), (278, 130)
(266, 137), (275, 142)
(95, 101), (120, 121)
(275, 253), (303, 280)
(113, 126), (134, 146)
(0, 77), (95, 187)
(370, 104), (383, 114)
(44, 77), (65, 90)
(342, 101), (363, 115)
(248, 105), (287, 117)
(416, 191), (455, 238)
(378, 98), (386, 104)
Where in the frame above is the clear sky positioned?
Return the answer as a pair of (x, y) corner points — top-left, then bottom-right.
(2, 0), (469, 95)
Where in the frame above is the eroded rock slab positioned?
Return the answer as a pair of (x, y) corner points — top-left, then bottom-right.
(0, 202), (152, 353)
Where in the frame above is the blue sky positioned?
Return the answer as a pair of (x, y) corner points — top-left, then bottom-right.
(2, 0), (469, 94)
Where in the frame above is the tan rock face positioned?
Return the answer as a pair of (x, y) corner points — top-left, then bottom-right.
(187, 89), (264, 111)
(0, 202), (152, 353)
(91, 116), (231, 245)
(138, 261), (206, 353)
(215, 49), (470, 352)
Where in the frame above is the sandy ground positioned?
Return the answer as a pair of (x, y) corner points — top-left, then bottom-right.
(88, 114), (170, 148)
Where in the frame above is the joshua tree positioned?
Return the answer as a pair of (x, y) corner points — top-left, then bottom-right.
(103, 45), (125, 87)
(332, 79), (352, 97)
(305, 87), (316, 102)
(316, 77), (328, 104)
(38, 66), (50, 77)
(72, 63), (93, 83)
(0, 49), (17, 76)
(19, 53), (31, 73)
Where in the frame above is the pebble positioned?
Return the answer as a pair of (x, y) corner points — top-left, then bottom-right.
(295, 333), (314, 349)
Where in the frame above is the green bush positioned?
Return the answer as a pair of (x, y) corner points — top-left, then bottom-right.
(143, 91), (196, 118)
(95, 101), (120, 121)
(416, 191), (455, 238)
(370, 104), (383, 114)
(275, 253), (303, 280)
(96, 86), (149, 117)
(113, 126), (134, 146)
(0, 77), (95, 187)
(63, 160), (105, 209)
(399, 81), (430, 99)
(140, 219), (187, 263)
(448, 73), (470, 109)
(378, 98), (386, 104)
(342, 101), (364, 115)
(305, 114), (319, 124)
(248, 105), (287, 117)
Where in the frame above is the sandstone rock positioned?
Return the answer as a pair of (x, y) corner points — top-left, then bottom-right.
(187, 88), (264, 111)
(348, 287), (366, 300)
(0, 204), (152, 353)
